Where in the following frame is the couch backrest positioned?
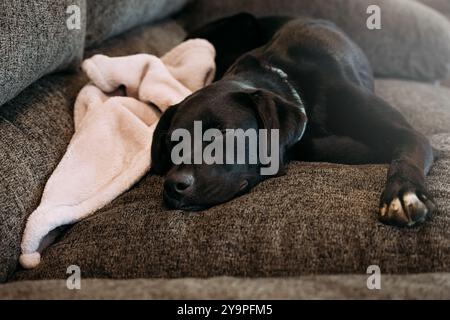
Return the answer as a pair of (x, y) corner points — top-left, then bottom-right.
(179, 0), (450, 82)
(0, 0), (189, 108)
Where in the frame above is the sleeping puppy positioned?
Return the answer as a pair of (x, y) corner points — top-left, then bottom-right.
(151, 13), (437, 227)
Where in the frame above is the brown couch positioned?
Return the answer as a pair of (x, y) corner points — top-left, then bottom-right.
(1, 0), (450, 299)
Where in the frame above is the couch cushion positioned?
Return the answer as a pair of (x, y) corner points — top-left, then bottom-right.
(0, 0), (86, 107)
(375, 80), (450, 136)
(12, 132), (450, 281)
(2, 274), (450, 299)
(85, 0), (188, 47)
(178, 0), (450, 82)
(418, 0), (450, 20)
(0, 20), (186, 283)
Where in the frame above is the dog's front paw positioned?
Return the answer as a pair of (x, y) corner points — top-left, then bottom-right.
(379, 180), (436, 227)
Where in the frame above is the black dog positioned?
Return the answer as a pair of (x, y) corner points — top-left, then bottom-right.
(152, 13), (436, 227)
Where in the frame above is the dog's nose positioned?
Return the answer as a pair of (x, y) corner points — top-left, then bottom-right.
(164, 171), (195, 199)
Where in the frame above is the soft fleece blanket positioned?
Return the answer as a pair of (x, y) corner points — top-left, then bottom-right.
(19, 39), (216, 269)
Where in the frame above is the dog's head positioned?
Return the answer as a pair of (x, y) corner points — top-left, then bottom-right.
(151, 81), (307, 210)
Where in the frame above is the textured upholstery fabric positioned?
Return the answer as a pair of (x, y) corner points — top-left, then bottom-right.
(85, 0), (188, 47)
(375, 79), (450, 136)
(2, 274), (450, 299)
(0, 20), (186, 283)
(12, 133), (450, 281)
(85, 20), (185, 59)
(178, 0), (450, 81)
(0, 0), (86, 107)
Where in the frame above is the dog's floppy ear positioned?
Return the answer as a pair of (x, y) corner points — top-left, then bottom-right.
(233, 89), (307, 163)
(151, 104), (179, 175)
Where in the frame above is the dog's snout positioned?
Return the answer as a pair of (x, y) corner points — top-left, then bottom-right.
(164, 171), (195, 199)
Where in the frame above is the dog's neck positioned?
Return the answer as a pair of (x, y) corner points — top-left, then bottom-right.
(261, 63), (306, 116)
(229, 63), (307, 144)
(230, 63), (305, 109)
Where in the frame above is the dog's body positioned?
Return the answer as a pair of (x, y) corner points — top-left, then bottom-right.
(152, 14), (436, 227)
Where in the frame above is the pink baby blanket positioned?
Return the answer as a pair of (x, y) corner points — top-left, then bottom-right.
(20, 39), (216, 269)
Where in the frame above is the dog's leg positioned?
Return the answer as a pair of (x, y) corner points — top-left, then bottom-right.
(324, 82), (436, 227)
